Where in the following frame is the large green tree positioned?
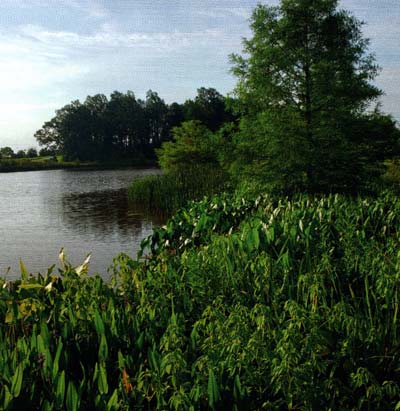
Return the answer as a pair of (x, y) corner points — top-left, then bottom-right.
(230, 0), (398, 193)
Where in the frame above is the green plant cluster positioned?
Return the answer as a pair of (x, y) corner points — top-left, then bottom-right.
(2, 192), (400, 410)
(128, 165), (228, 214)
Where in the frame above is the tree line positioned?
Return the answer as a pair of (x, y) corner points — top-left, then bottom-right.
(0, 146), (48, 160)
(35, 88), (234, 162)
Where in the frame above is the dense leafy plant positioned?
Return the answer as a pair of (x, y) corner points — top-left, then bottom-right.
(2, 191), (400, 409)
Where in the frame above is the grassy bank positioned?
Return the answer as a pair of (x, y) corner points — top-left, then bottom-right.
(1, 191), (400, 409)
(0, 157), (157, 173)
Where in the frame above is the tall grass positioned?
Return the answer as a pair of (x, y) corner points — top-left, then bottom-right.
(383, 159), (400, 190)
(1, 191), (400, 409)
(128, 165), (229, 214)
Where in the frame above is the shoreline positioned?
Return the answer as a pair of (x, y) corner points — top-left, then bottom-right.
(0, 159), (158, 173)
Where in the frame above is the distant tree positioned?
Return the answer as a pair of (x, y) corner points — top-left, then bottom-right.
(144, 90), (169, 152)
(34, 88), (233, 163)
(83, 94), (109, 159)
(26, 148), (38, 158)
(165, 102), (185, 140)
(36, 99), (104, 161)
(39, 147), (57, 157)
(183, 87), (234, 132)
(0, 147), (14, 158)
(106, 90), (147, 158)
(230, 0), (397, 193)
(34, 117), (64, 154)
(15, 150), (26, 159)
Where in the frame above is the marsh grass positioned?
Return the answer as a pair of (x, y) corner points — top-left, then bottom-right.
(128, 165), (229, 214)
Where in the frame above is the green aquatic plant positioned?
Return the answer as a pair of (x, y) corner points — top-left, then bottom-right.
(2, 192), (400, 409)
(128, 165), (228, 214)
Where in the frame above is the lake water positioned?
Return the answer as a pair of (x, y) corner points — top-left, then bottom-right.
(0, 168), (163, 280)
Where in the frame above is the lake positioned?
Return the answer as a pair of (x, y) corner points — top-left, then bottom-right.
(0, 168), (163, 280)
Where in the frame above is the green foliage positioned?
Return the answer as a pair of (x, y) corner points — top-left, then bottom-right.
(0, 156), (156, 173)
(26, 148), (38, 158)
(128, 165), (228, 214)
(229, 0), (399, 194)
(384, 159), (400, 188)
(228, 112), (311, 194)
(157, 120), (219, 174)
(34, 88), (234, 163)
(182, 87), (235, 132)
(0, 157), (72, 173)
(143, 120), (231, 213)
(0, 147), (15, 159)
(2, 191), (400, 409)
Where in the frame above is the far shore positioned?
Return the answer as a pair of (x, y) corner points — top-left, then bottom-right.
(0, 157), (158, 173)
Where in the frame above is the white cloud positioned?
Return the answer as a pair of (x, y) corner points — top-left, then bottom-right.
(18, 24), (230, 52)
(195, 7), (251, 20)
(0, 26), (91, 148)
(0, 20), (240, 148)
(65, 0), (108, 20)
(0, 0), (108, 20)
(0, 30), (89, 102)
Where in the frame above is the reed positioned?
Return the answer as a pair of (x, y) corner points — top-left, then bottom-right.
(128, 165), (229, 214)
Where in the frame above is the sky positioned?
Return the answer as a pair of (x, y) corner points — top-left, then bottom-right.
(0, 0), (399, 150)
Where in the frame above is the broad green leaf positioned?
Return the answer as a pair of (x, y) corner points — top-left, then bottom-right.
(52, 339), (63, 381)
(98, 363), (109, 395)
(94, 311), (105, 336)
(10, 364), (23, 398)
(40, 321), (51, 346)
(234, 375), (243, 400)
(18, 283), (43, 290)
(94, 310), (105, 336)
(207, 368), (219, 409)
(117, 351), (124, 369)
(107, 389), (119, 410)
(98, 334), (108, 362)
(66, 381), (79, 411)
(3, 385), (12, 409)
(56, 370), (66, 407)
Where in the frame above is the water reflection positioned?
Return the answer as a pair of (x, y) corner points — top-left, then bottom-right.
(61, 188), (165, 237)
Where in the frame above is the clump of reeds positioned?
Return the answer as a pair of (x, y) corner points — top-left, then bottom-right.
(128, 164), (228, 214)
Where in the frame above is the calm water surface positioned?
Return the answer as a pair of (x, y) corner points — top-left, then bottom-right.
(0, 168), (163, 279)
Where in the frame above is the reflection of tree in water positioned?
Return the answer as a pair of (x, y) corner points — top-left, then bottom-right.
(61, 189), (165, 239)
